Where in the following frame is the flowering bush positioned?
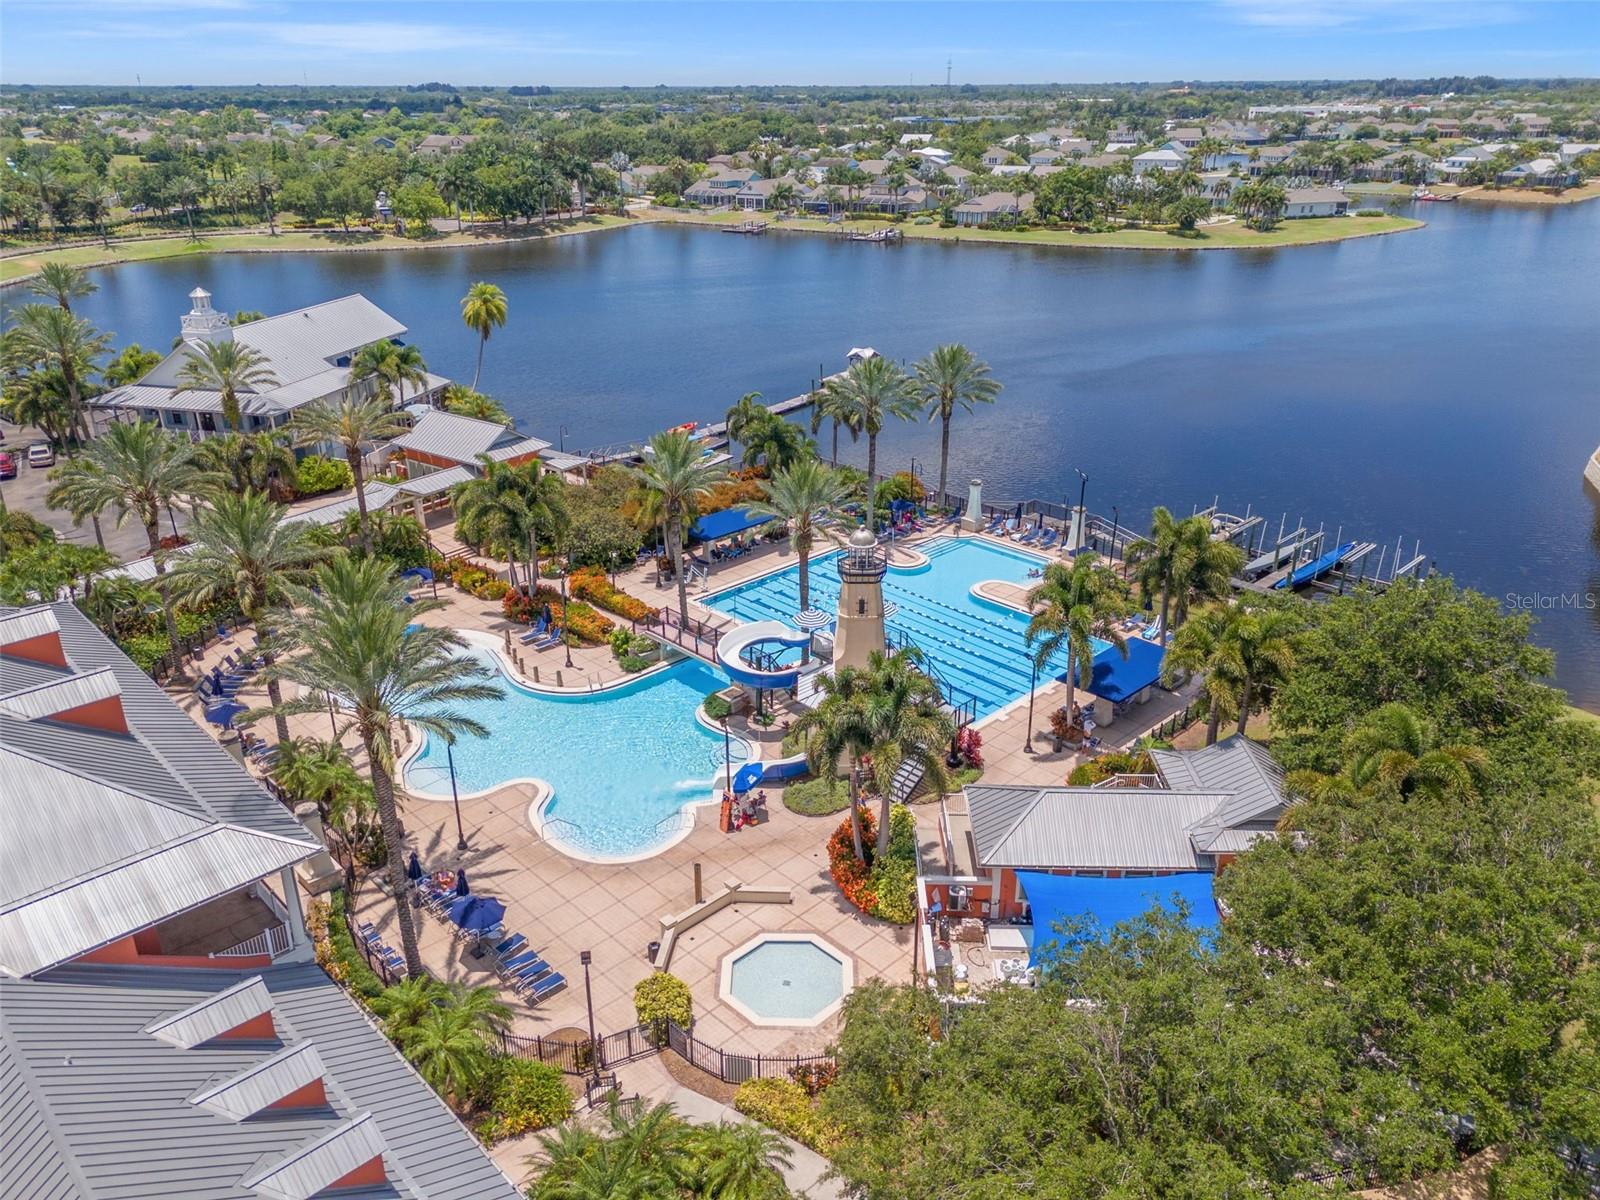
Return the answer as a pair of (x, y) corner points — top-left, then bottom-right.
(498, 585), (613, 644)
(733, 1078), (841, 1153)
(790, 1060), (838, 1097)
(570, 567), (656, 622)
(828, 810), (878, 914)
(957, 726), (984, 768)
(827, 804), (918, 923)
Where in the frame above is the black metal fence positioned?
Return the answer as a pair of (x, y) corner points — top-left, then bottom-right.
(665, 1020), (834, 1085)
(636, 607), (723, 661)
(500, 1019), (834, 1086)
(1142, 698), (1208, 743)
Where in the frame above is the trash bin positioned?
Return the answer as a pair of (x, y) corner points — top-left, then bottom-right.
(646, 940), (661, 963)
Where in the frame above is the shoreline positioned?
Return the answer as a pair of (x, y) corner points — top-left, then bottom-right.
(1446, 180), (1600, 206)
(0, 213), (646, 286)
(652, 208), (1426, 251)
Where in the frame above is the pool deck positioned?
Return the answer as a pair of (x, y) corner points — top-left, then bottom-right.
(166, 516), (1195, 1065)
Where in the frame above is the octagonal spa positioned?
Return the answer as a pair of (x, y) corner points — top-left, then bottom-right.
(719, 934), (854, 1027)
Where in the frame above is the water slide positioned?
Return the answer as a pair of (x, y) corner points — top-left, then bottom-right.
(715, 621), (811, 690)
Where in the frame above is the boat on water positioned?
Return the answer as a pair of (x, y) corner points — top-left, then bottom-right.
(1275, 542), (1359, 590)
(1412, 188), (1457, 202)
(723, 219), (769, 234)
(847, 227), (902, 242)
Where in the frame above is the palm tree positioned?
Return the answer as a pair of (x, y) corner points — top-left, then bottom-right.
(1230, 604), (1300, 735)
(397, 1005), (494, 1102)
(195, 431), (299, 498)
(452, 458), (534, 587)
(1126, 506), (1183, 638)
(744, 459), (850, 611)
(47, 420), (208, 661)
(173, 339), (280, 432)
(350, 339), (428, 409)
(810, 380), (859, 467)
(631, 429), (726, 621)
(103, 343), (162, 387)
(460, 281), (508, 391)
(1161, 605), (1246, 745)
(1024, 552), (1129, 746)
(856, 647), (954, 854)
(690, 1122), (794, 1200)
(78, 574), (159, 640)
(442, 385), (510, 424)
(1168, 516), (1246, 628)
(371, 974), (449, 1035)
(724, 392), (766, 460)
(790, 662), (876, 860)
(7, 303), (110, 446)
(913, 344), (1000, 507)
(261, 556), (501, 975)
(164, 490), (334, 742)
(818, 355), (917, 515)
(288, 395), (409, 552)
(738, 413), (810, 472)
(270, 736), (376, 865)
(29, 262), (97, 312)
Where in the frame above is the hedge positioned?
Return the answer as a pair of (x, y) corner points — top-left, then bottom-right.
(570, 567), (656, 621)
(634, 972), (693, 1042)
(471, 1057), (574, 1143)
(733, 1078), (841, 1153)
(297, 454), (354, 497)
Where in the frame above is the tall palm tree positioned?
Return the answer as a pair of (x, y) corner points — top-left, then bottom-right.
(1230, 604), (1300, 735)
(29, 262), (97, 312)
(1160, 604), (1246, 746)
(350, 339), (429, 409)
(261, 556), (501, 975)
(856, 647), (954, 854)
(1024, 552), (1129, 746)
(7, 303), (110, 447)
(744, 459), (850, 611)
(913, 343), (1001, 507)
(1126, 506), (1183, 638)
(790, 661), (876, 861)
(1168, 516), (1246, 628)
(442, 385), (510, 424)
(818, 355), (917, 515)
(452, 458), (533, 588)
(723, 391), (766, 460)
(288, 395), (409, 552)
(195, 431), (298, 498)
(631, 429), (726, 621)
(810, 380), (859, 467)
(460, 281), (508, 391)
(164, 490), (334, 742)
(738, 413), (810, 472)
(47, 420), (209, 661)
(173, 339), (280, 432)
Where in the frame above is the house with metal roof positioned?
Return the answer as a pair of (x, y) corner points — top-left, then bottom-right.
(93, 288), (450, 440)
(920, 733), (1286, 928)
(0, 603), (522, 1199)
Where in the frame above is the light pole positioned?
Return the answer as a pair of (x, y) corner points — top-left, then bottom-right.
(579, 950), (600, 1085)
(559, 424), (569, 452)
(445, 735), (467, 852)
(721, 715), (733, 789)
(1110, 505), (1121, 573)
(1073, 468), (1089, 554)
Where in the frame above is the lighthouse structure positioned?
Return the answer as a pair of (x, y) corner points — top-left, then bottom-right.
(833, 524), (888, 670)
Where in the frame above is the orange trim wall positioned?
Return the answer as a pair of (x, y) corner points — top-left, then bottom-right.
(47, 694), (129, 734)
(75, 934), (273, 972)
(0, 631), (67, 667)
(266, 1078), (329, 1111)
(329, 1156), (387, 1190)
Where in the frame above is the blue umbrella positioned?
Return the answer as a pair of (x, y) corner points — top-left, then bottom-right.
(400, 566), (435, 583)
(454, 868), (470, 896)
(732, 763), (765, 795)
(204, 700), (248, 730)
(406, 851), (423, 883)
(456, 896), (506, 934)
(447, 894), (477, 926)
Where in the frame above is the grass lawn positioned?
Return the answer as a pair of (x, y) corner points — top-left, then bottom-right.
(782, 774), (852, 817)
(0, 214), (635, 284)
(663, 208), (1423, 251)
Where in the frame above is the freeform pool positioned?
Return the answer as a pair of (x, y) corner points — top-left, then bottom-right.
(721, 935), (852, 1026)
(402, 643), (749, 861)
(705, 536), (1106, 716)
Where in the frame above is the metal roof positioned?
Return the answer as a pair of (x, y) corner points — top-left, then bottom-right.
(0, 605), (61, 645)
(0, 665), (121, 722)
(0, 961), (523, 1200)
(146, 975), (274, 1049)
(394, 465), (473, 497)
(965, 785), (1229, 870)
(191, 1041), (328, 1121)
(484, 436), (553, 463)
(293, 482), (401, 527)
(1151, 735), (1286, 835)
(392, 409), (547, 465)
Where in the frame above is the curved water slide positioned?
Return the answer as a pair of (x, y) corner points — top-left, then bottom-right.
(715, 620), (811, 690)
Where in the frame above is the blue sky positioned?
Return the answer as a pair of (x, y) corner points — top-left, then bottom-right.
(4, 1), (1596, 87)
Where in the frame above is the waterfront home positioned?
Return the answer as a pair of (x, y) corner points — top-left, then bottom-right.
(1359, 150), (1429, 182)
(981, 145), (1015, 167)
(952, 191), (1034, 226)
(937, 163), (976, 192)
(857, 183), (937, 214)
(0, 602), (522, 1200)
(684, 168), (762, 206)
(415, 133), (478, 156)
(919, 734), (1286, 924)
(1247, 145), (1296, 175)
(1283, 186), (1351, 217)
(1560, 143), (1600, 163)
(1438, 145), (1500, 177)
(613, 162), (667, 196)
(1497, 158), (1580, 187)
(733, 176), (804, 210)
(93, 288), (449, 439)
(1132, 147), (1185, 175)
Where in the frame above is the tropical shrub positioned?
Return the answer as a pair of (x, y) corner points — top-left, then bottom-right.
(790, 1060), (838, 1096)
(450, 564), (511, 601)
(501, 585), (614, 643)
(570, 566), (656, 621)
(1067, 749), (1153, 787)
(634, 972), (693, 1041)
(956, 726), (983, 768)
(472, 1057), (573, 1143)
(784, 774), (852, 816)
(733, 1077), (841, 1153)
(703, 692), (733, 721)
(828, 810), (878, 914)
(296, 454), (354, 496)
(828, 805), (917, 922)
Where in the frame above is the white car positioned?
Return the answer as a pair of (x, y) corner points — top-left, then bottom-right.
(27, 442), (55, 468)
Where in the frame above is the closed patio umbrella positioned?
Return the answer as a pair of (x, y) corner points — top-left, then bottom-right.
(454, 868), (470, 896)
(405, 851), (423, 883)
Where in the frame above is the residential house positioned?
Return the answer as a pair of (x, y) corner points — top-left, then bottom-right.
(980, 145), (1015, 167)
(898, 132), (934, 145)
(1425, 118), (1461, 138)
(614, 163), (668, 196)
(310, 133), (340, 149)
(951, 191), (1034, 226)
(1496, 158), (1580, 187)
(733, 177), (796, 211)
(1132, 147), (1185, 175)
(1559, 143), (1599, 163)
(683, 168), (762, 206)
(1027, 148), (1065, 166)
(414, 133), (478, 156)
(937, 163), (976, 192)
(990, 163), (1032, 178)
(1358, 149), (1429, 182)
(1247, 145), (1296, 175)
(910, 145), (954, 169)
(1104, 129), (1140, 151)
(369, 135), (397, 149)
(1513, 113), (1553, 137)
(1436, 145), (1500, 178)
(854, 158), (890, 176)
(1166, 126), (1204, 148)
(1282, 186), (1351, 217)
(920, 734), (1286, 925)
(93, 289), (449, 439)
(1055, 138), (1095, 158)
(0, 601), (523, 1200)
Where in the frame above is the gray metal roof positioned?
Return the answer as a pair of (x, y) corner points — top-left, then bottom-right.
(0, 606), (61, 644)
(293, 482), (402, 528)
(0, 961), (523, 1200)
(393, 465), (473, 497)
(146, 975), (274, 1048)
(0, 665), (121, 721)
(392, 410), (548, 466)
(191, 1041), (327, 1122)
(1151, 735), (1286, 834)
(965, 785), (1226, 870)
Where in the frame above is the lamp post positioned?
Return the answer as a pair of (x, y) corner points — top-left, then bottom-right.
(445, 735), (467, 852)
(559, 555), (574, 669)
(579, 950), (600, 1085)
(1110, 505), (1121, 573)
(721, 715), (733, 790)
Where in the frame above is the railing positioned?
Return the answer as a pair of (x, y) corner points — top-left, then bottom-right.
(501, 1019), (834, 1085)
(210, 921), (295, 960)
(636, 607), (724, 661)
(665, 1020), (834, 1085)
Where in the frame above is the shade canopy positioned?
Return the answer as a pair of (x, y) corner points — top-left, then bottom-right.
(731, 763), (765, 795)
(793, 607), (831, 630)
(203, 700), (247, 730)
(451, 896), (506, 934)
(1017, 870), (1218, 963)
(1081, 636), (1166, 704)
(690, 507), (771, 543)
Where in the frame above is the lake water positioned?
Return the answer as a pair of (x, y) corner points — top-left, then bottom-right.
(37, 202), (1600, 706)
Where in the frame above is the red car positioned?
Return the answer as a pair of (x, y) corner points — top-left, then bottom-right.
(0, 453), (15, 480)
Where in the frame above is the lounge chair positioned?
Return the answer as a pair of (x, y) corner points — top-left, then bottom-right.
(497, 950), (546, 978)
(518, 616), (549, 644)
(491, 933), (527, 960)
(525, 972), (567, 1004)
(982, 515), (1004, 534)
(533, 627), (562, 650)
(1035, 529), (1058, 550)
(1015, 525), (1043, 545)
(508, 960), (554, 992)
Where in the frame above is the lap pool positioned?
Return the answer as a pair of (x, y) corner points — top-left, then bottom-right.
(402, 643), (749, 861)
(704, 536), (1105, 716)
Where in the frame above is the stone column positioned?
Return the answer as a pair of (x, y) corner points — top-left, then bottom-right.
(279, 865), (313, 961)
(960, 479), (984, 532)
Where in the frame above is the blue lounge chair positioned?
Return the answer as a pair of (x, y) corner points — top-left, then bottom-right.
(491, 933), (527, 960)
(518, 616), (549, 644)
(498, 951), (546, 979)
(525, 972), (567, 1004)
(1035, 529), (1058, 550)
(509, 961), (554, 992)
(1015, 525), (1043, 545)
(982, 515), (1004, 534)
(533, 627), (562, 650)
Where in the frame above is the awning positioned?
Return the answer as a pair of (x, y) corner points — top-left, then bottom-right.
(1017, 870), (1218, 961)
(690, 507), (771, 543)
(1081, 636), (1165, 703)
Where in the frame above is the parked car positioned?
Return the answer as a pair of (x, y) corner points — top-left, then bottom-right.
(27, 442), (55, 468)
(0, 453), (15, 480)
